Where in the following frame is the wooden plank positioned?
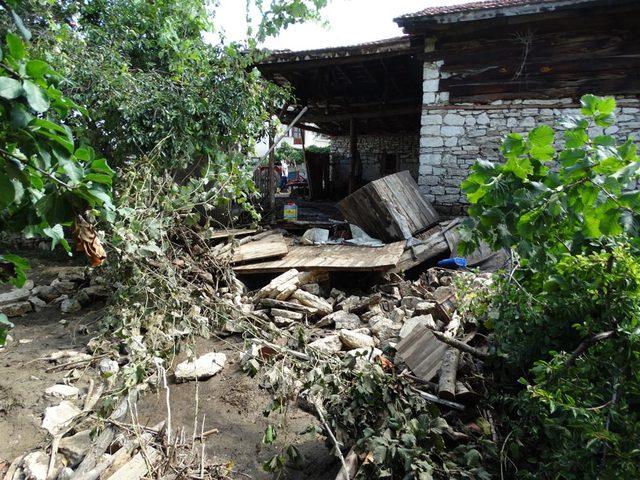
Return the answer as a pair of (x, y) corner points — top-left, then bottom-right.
(234, 241), (405, 274)
(205, 228), (257, 241)
(338, 171), (439, 243)
(231, 234), (289, 264)
(396, 326), (449, 382)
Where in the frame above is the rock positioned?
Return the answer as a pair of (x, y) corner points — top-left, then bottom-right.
(389, 307), (406, 324)
(45, 384), (80, 399)
(58, 267), (86, 283)
(308, 335), (342, 354)
(174, 352), (226, 382)
(336, 295), (361, 311)
(58, 467), (74, 480)
(59, 429), (91, 467)
(338, 329), (375, 350)
(51, 279), (77, 295)
(440, 275), (453, 286)
(400, 296), (422, 310)
(316, 310), (360, 329)
(60, 298), (82, 314)
(300, 283), (321, 296)
(29, 296), (47, 312)
(272, 316), (294, 327)
(98, 358), (119, 378)
(399, 314), (436, 339)
(0, 300), (33, 317)
(414, 301), (436, 315)
(329, 288), (346, 302)
(19, 338), (33, 344)
(22, 451), (50, 480)
(81, 285), (110, 299)
(290, 289), (333, 316)
(32, 285), (58, 302)
(270, 308), (304, 321)
(50, 350), (92, 364)
(433, 286), (456, 303)
(42, 401), (82, 435)
(75, 290), (91, 306)
(0, 287), (31, 306)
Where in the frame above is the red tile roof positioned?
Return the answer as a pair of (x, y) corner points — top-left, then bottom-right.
(397, 0), (590, 20)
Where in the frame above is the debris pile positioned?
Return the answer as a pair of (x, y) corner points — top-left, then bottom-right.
(0, 267), (109, 321)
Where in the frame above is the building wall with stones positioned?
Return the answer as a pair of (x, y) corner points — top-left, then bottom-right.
(330, 134), (420, 193)
(418, 40), (640, 214)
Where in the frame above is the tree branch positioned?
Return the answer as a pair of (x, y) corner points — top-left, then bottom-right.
(565, 331), (615, 367)
(430, 330), (493, 361)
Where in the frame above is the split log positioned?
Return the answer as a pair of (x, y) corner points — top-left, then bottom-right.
(455, 382), (480, 403)
(438, 348), (460, 401)
(255, 269), (300, 299)
(103, 447), (160, 480)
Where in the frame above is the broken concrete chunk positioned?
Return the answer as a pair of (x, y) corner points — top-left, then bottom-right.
(174, 352), (226, 382)
(270, 308), (304, 321)
(399, 314), (436, 339)
(339, 329), (375, 350)
(59, 429), (92, 467)
(290, 289), (332, 316)
(329, 288), (346, 303)
(389, 307), (406, 324)
(42, 401), (82, 435)
(308, 335), (342, 354)
(433, 286), (456, 303)
(60, 298), (82, 314)
(272, 316), (294, 327)
(45, 384), (80, 399)
(0, 287), (31, 306)
(58, 267), (86, 283)
(0, 300), (33, 317)
(336, 295), (361, 312)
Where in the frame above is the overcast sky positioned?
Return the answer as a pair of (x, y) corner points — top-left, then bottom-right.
(213, 0), (474, 50)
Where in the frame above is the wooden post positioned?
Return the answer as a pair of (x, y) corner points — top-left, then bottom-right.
(268, 129), (276, 223)
(301, 129), (312, 200)
(349, 118), (360, 194)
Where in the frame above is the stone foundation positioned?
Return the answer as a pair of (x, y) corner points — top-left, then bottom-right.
(330, 134), (419, 194)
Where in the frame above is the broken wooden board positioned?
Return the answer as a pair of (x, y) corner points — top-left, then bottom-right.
(204, 228), (257, 241)
(338, 171), (439, 242)
(231, 233), (289, 265)
(396, 325), (449, 382)
(234, 241), (405, 274)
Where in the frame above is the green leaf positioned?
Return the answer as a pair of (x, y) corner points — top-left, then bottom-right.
(0, 314), (14, 346)
(501, 133), (526, 159)
(529, 125), (554, 147)
(596, 96), (616, 116)
(90, 158), (115, 176)
(43, 224), (71, 252)
(0, 174), (16, 209)
(10, 103), (33, 128)
(530, 144), (555, 162)
(504, 156), (533, 180)
(23, 80), (50, 113)
(26, 60), (49, 79)
(564, 129), (589, 149)
(83, 173), (113, 186)
(6, 32), (25, 60)
(580, 94), (598, 116)
(0, 77), (23, 99)
(583, 214), (601, 238)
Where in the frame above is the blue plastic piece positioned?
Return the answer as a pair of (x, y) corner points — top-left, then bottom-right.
(437, 257), (467, 269)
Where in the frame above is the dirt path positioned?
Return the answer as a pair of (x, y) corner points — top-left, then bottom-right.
(135, 336), (340, 480)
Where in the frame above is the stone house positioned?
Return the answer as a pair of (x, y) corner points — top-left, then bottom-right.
(258, 0), (640, 213)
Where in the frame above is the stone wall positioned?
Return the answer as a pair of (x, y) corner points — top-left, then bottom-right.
(418, 98), (640, 214)
(330, 134), (420, 193)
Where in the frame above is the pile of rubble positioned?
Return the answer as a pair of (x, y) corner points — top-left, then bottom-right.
(239, 264), (493, 409)
(0, 267), (110, 320)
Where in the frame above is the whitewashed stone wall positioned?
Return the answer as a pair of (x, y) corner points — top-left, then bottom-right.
(418, 98), (640, 213)
(330, 134), (420, 192)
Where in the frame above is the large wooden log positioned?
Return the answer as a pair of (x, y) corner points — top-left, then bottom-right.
(338, 171), (439, 243)
(438, 348), (460, 401)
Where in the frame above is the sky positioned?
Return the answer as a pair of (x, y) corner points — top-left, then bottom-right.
(213, 0), (474, 51)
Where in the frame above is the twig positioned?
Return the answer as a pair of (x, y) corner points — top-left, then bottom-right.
(564, 331), (615, 367)
(430, 330), (492, 361)
(45, 353), (109, 372)
(314, 401), (350, 480)
(47, 435), (61, 480)
(199, 414), (206, 479)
